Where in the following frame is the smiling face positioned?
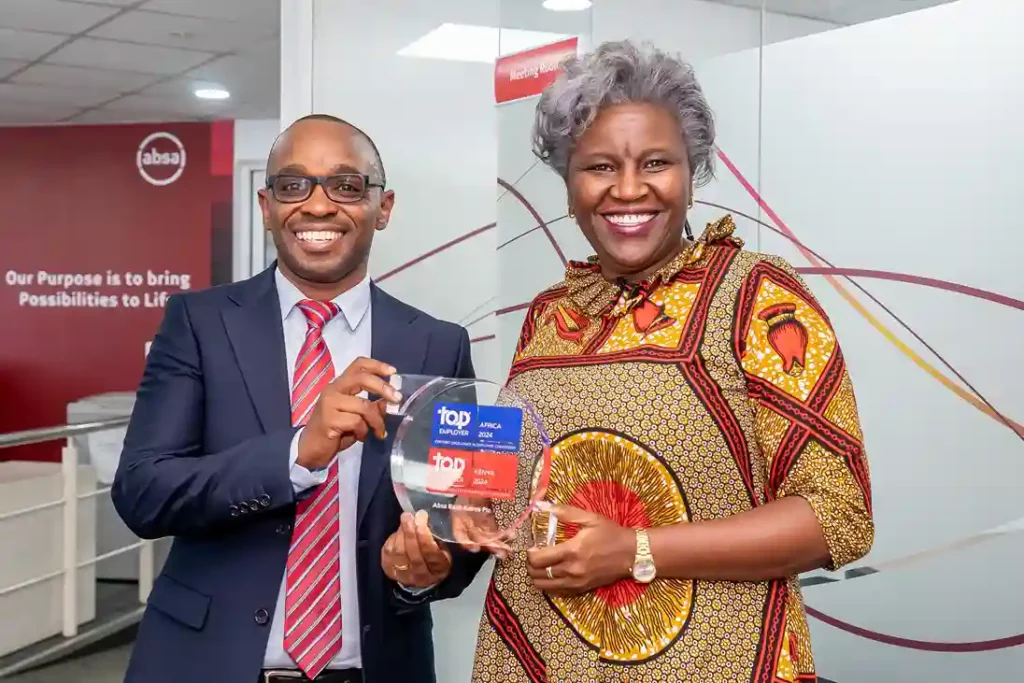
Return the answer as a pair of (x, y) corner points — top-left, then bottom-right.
(566, 102), (692, 282)
(257, 118), (394, 297)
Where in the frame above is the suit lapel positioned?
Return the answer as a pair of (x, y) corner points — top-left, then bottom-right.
(222, 267), (291, 434)
(358, 284), (428, 527)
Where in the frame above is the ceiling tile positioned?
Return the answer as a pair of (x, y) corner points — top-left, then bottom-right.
(826, 0), (954, 24)
(0, 0), (123, 34)
(93, 90), (275, 119)
(0, 27), (68, 61)
(140, 75), (240, 98)
(69, 109), (200, 124)
(100, 92), (237, 117)
(45, 37), (216, 74)
(0, 117), (69, 126)
(0, 100), (82, 124)
(210, 100), (276, 119)
(0, 59), (30, 79)
(181, 50), (277, 89)
(138, 51), (279, 119)
(11, 63), (159, 91)
(89, 10), (277, 52)
(0, 82), (115, 108)
(140, 74), (277, 113)
(713, 0), (834, 21)
(710, 0), (762, 10)
(715, 0), (956, 23)
(142, 0), (280, 31)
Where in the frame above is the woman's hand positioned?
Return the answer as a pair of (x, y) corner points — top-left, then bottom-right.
(526, 504), (636, 597)
(451, 496), (511, 560)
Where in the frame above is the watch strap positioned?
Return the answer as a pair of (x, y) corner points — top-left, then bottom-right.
(635, 528), (652, 558)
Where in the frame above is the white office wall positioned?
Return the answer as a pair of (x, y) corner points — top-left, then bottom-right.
(290, 2), (850, 682)
(595, 0), (836, 52)
(496, 1), (1024, 681)
(234, 118), (278, 164)
(289, 0), (837, 393)
(298, 3), (501, 680)
(283, 1), (1024, 681)
(297, 3), (815, 674)
(232, 118), (277, 281)
(302, 0), (504, 389)
(497, 0), (833, 373)
(752, 3), (1024, 678)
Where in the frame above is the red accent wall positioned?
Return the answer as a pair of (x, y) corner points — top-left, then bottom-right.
(0, 121), (234, 461)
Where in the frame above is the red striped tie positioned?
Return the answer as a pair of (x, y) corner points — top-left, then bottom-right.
(284, 299), (343, 678)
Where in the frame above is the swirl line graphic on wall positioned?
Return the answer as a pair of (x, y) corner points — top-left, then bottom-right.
(373, 158), (1024, 652)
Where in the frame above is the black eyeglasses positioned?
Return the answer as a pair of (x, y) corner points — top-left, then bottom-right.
(265, 173), (384, 204)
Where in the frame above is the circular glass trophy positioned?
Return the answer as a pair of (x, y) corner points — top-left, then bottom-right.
(389, 374), (554, 551)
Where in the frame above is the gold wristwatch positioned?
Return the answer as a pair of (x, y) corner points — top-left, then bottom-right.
(631, 528), (657, 583)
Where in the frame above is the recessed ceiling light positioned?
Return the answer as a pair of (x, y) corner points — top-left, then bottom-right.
(398, 23), (572, 63)
(543, 0), (592, 11)
(194, 87), (230, 100)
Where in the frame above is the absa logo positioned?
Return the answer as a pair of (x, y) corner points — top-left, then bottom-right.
(136, 131), (186, 186)
(438, 406), (472, 430)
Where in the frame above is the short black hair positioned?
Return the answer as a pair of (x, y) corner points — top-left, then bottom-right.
(272, 113), (387, 187)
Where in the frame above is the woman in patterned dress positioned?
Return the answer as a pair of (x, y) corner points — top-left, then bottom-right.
(469, 40), (874, 683)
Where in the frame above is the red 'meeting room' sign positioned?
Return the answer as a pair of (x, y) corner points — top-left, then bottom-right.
(494, 37), (579, 104)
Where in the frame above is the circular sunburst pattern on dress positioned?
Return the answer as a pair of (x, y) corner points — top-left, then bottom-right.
(533, 430), (693, 663)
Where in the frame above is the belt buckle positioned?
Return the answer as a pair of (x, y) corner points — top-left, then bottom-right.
(262, 670), (306, 682)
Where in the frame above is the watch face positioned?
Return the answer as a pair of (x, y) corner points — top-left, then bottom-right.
(633, 558), (657, 583)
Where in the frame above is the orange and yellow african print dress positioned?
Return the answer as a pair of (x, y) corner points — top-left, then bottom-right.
(471, 216), (873, 683)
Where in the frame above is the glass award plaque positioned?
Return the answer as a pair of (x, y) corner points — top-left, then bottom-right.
(388, 374), (555, 551)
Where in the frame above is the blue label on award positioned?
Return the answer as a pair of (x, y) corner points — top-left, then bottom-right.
(475, 405), (524, 452)
(431, 403), (523, 452)
(431, 403), (476, 448)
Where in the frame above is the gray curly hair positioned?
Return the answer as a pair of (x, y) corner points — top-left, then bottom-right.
(532, 40), (716, 186)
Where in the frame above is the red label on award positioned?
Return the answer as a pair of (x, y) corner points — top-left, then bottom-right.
(469, 451), (518, 500)
(426, 448), (518, 500)
(426, 448), (470, 494)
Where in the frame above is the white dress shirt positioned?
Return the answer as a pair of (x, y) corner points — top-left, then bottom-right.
(262, 268), (371, 670)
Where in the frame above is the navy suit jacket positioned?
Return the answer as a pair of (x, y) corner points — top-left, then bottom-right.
(112, 266), (487, 683)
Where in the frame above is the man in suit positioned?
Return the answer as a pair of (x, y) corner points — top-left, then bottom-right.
(112, 115), (487, 683)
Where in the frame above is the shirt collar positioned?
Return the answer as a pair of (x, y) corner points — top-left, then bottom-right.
(274, 267), (371, 331)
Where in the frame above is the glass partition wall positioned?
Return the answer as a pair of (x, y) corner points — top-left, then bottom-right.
(306, 1), (1023, 680)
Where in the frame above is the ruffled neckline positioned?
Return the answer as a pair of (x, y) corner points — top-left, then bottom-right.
(563, 215), (740, 318)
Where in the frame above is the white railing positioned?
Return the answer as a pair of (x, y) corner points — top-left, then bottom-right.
(0, 417), (153, 639)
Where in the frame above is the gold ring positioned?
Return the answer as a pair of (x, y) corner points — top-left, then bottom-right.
(545, 566), (554, 580)
(393, 563), (410, 572)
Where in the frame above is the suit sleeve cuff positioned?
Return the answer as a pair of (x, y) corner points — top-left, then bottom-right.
(289, 428), (329, 494)
(393, 583), (438, 606)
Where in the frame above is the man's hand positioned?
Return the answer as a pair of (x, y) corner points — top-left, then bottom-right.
(297, 357), (401, 471)
(381, 511), (453, 589)
(526, 504), (636, 597)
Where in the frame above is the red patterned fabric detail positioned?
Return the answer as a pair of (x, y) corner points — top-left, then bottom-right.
(485, 581), (548, 683)
(751, 580), (789, 683)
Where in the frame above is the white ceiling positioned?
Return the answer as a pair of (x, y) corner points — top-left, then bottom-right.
(0, 0), (280, 125)
(717, 0), (956, 25)
(0, 0), (957, 126)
